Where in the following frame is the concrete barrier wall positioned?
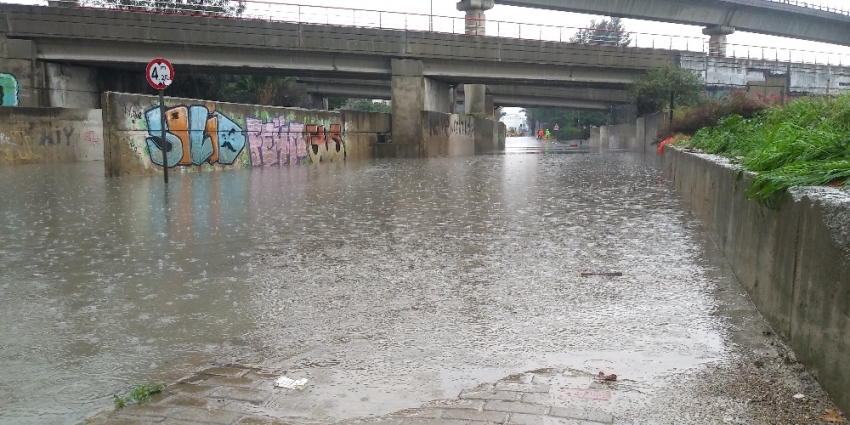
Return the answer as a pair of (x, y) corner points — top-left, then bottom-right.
(594, 112), (669, 152)
(103, 92), (387, 176)
(663, 147), (850, 414)
(421, 111), (475, 157)
(0, 106), (103, 164)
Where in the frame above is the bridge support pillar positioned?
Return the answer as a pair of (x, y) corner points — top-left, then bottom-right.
(457, 0), (494, 117)
(389, 59), (452, 157)
(703, 25), (735, 57)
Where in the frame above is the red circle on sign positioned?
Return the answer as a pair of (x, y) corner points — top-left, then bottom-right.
(146, 58), (175, 90)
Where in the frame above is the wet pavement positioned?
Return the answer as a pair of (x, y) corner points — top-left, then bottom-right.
(0, 138), (842, 424)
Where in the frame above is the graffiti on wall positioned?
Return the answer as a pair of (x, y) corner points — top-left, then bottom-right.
(701, 87), (801, 104)
(247, 116), (345, 166)
(144, 103), (246, 167)
(428, 113), (474, 137)
(0, 73), (20, 107)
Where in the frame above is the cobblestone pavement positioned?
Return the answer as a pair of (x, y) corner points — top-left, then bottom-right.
(86, 365), (626, 425)
(85, 346), (845, 425)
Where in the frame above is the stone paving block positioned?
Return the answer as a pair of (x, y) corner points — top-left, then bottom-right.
(428, 399), (485, 411)
(164, 384), (218, 397)
(200, 375), (257, 388)
(493, 383), (550, 393)
(237, 417), (300, 425)
(440, 408), (508, 422)
(169, 407), (243, 424)
(114, 405), (184, 422)
(90, 419), (161, 425)
(400, 420), (467, 425)
(549, 407), (613, 424)
(201, 366), (250, 378)
(459, 390), (520, 401)
(507, 413), (580, 425)
(158, 394), (212, 408)
(390, 408), (442, 419)
(210, 386), (270, 404)
(520, 393), (556, 406)
(484, 400), (549, 415)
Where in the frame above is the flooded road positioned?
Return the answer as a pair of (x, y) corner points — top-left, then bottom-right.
(0, 138), (832, 424)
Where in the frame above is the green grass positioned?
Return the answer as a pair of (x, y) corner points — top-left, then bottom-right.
(677, 93), (850, 205)
(113, 383), (165, 409)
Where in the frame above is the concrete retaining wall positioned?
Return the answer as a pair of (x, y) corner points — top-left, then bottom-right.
(0, 106), (103, 164)
(592, 112), (669, 151)
(422, 112), (475, 157)
(103, 92), (387, 176)
(663, 147), (850, 415)
(420, 111), (505, 157)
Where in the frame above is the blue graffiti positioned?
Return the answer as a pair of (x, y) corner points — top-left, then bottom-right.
(0, 73), (20, 107)
(145, 104), (246, 167)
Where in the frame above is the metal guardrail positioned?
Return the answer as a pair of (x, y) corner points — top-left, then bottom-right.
(760, 0), (850, 16)
(46, 0), (850, 66)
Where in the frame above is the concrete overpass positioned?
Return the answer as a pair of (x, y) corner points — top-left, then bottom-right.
(297, 78), (631, 109)
(0, 3), (671, 88)
(494, 0), (850, 48)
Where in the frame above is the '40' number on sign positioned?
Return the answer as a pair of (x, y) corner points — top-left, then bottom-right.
(149, 63), (172, 87)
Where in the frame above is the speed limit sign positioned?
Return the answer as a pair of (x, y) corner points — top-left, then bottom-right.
(146, 58), (174, 90)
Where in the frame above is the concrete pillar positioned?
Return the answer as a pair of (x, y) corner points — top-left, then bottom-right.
(457, 0), (493, 117)
(703, 25), (735, 57)
(599, 126), (609, 149)
(484, 94), (495, 119)
(389, 59), (452, 157)
(306, 93), (329, 110)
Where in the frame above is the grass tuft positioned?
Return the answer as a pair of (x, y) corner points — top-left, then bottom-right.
(113, 383), (165, 409)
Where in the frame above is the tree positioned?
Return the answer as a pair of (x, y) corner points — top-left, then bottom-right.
(339, 99), (391, 113)
(570, 17), (631, 47)
(92, 0), (245, 16)
(630, 63), (704, 115)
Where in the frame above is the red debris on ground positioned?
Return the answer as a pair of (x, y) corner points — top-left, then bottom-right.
(596, 371), (618, 382)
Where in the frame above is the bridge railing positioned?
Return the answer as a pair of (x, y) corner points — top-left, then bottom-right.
(51, 0), (850, 66)
(759, 0), (850, 16)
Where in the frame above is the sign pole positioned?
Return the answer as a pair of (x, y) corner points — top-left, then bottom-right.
(159, 89), (168, 184)
(146, 58), (174, 184)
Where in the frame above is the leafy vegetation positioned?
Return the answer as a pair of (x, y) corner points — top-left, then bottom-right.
(114, 383), (165, 409)
(570, 17), (631, 47)
(662, 92), (769, 139)
(630, 64), (704, 116)
(677, 94), (850, 205)
(340, 99), (392, 113)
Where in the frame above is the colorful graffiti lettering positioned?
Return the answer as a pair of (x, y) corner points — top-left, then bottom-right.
(144, 103), (246, 167)
(247, 117), (345, 166)
(246, 116), (307, 166)
(0, 73), (20, 107)
(306, 123), (344, 163)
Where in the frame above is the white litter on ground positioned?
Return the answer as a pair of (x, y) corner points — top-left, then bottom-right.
(274, 376), (309, 389)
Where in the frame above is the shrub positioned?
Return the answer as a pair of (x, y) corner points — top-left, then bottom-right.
(662, 92), (770, 139)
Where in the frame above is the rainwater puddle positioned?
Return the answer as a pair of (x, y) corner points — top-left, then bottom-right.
(1, 137), (734, 424)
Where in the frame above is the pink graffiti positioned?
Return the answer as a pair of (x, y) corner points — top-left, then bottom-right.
(84, 131), (100, 147)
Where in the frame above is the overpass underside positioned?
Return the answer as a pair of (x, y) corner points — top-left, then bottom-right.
(495, 0), (850, 47)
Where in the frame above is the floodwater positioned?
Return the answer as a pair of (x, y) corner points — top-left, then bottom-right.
(0, 138), (772, 423)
